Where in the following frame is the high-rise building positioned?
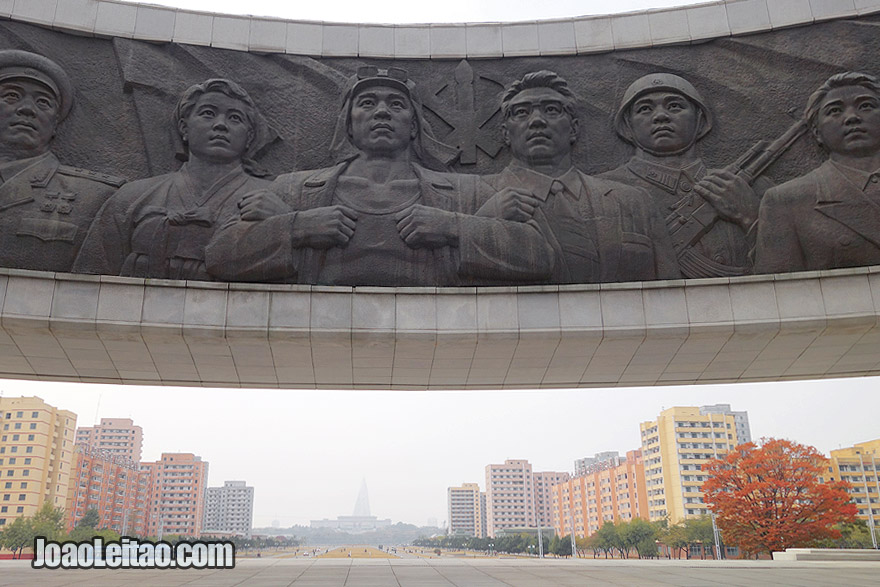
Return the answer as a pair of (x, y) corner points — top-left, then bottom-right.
(699, 404), (751, 444)
(66, 444), (149, 535)
(203, 480), (254, 537)
(640, 406), (743, 524)
(141, 453), (209, 538)
(534, 470), (570, 529)
(485, 459), (568, 537)
(825, 439), (880, 529)
(574, 452), (620, 476)
(447, 482), (485, 537)
(76, 418), (143, 462)
(0, 397), (76, 528)
(552, 450), (647, 538)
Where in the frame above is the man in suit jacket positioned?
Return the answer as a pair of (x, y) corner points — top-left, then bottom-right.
(756, 72), (880, 273)
(0, 50), (123, 272)
(206, 67), (552, 286)
(476, 71), (680, 284)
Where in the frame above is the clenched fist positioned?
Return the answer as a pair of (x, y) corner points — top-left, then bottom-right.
(291, 205), (358, 249)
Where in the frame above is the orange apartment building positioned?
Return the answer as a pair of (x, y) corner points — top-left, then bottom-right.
(66, 444), (151, 535)
(551, 450), (648, 538)
(76, 418), (143, 462)
(0, 397), (76, 529)
(142, 453), (209, 538)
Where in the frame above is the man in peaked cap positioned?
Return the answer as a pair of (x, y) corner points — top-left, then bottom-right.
(600, 73), (761, 278)
(0, 49), (124, 273)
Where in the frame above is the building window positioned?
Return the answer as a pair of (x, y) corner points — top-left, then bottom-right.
(17, 494), (25, 501)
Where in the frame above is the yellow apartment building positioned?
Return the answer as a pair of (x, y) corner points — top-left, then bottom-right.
(640, 406), (742, 525)
(825, 439), (880, 533)
(0, 396), (76, 528)
(447, 482), (486, 538)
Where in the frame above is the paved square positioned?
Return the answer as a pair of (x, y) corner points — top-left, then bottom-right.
(2, 557), (879, 586)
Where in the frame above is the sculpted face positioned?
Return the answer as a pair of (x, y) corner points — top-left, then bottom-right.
(815, 85), (880, 157)
(628, 91), (700, 155)
(0, 78), (59, 159)
(349, 86), (416, 156)
(503, 87), (577, 168)
(181, 91), (253, 164)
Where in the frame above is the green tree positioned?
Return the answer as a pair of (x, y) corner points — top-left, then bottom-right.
(684, 516), (716, 559)
(30, 503), (66, 542)
(593, 522), (624, 558)
(76, 508), (100, 529)
(659, 523), (690, 559)
(620, 518), (658, 559)
(0, 517), (33, 559)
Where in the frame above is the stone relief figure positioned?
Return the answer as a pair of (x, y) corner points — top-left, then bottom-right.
(600, 74), (763, 278)
(476, 71), (680, 283)
(73, 79), (271, 280)
(756, 72), (880, 273)
(205, 66), (552, 286)
(0, 50), (124, 272)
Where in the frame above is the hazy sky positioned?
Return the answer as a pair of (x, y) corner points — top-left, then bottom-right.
(4, 0), (875, 530)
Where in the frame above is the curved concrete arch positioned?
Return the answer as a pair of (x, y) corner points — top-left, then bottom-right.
(0, 2), (877, 388)
(0, 266), (877, 388)
(5, 1), (879, 60)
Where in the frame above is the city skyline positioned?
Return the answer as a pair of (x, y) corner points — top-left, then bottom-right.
(3, 375), (878, 528)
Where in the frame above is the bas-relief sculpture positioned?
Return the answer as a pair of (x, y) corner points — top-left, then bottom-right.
(755, 72), (880, 273)
(74, 79), (271, 280)
(204, 67), (551, 286)
(0, 50), (123, 273)
(2, 14), (880, 286)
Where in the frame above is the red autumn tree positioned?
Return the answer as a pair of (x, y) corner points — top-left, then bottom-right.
(701, 438), (857, 555)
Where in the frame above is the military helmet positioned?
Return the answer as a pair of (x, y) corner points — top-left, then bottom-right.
(0, 50), (74, 121)
(614, 73), (712, 144)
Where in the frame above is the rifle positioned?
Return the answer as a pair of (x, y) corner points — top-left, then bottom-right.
(667, 118), (809, 255)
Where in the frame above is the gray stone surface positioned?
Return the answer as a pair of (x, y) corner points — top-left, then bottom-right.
(5, 553), (878, 586)
(0, 266), (875, 388)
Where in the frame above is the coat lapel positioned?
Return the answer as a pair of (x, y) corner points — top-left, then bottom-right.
(579, 173), (620, 283)
(815, 162), (880, 249)
(0, 153), (58, 212)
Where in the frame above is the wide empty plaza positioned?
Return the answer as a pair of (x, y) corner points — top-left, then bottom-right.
(2, 557), (879, 586)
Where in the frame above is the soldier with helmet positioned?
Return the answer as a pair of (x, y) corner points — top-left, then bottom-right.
(601, 73), (762, 278)
(0, 49), (124, 272)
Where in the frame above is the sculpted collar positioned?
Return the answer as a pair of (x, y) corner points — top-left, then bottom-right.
(0, 151), (54, 183)
(828, 159), (880, 192)
(506, 163), (583, 201)
(625, 156), (705, 194)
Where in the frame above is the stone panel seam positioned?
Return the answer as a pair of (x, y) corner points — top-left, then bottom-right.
(1, 1), (879, 58)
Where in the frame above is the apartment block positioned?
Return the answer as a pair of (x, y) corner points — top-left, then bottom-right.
(552, 450), (647, 538)
(485, 459), (568, 537)
(447, 482), (485, 537)
(640, 406), (742, 524)
(0, 397), (76, 528)
(203, 480), (254, 537)
(76, 418), (143, 462)
(699, 404), (751, 444)
(142, 453), (209, 538)
(825, 439), (880, 527)
(534, 470), (570, 529)
(67, 444), (148, 535)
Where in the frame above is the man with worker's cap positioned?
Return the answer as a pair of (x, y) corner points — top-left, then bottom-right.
(0, 49), (124, 272)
